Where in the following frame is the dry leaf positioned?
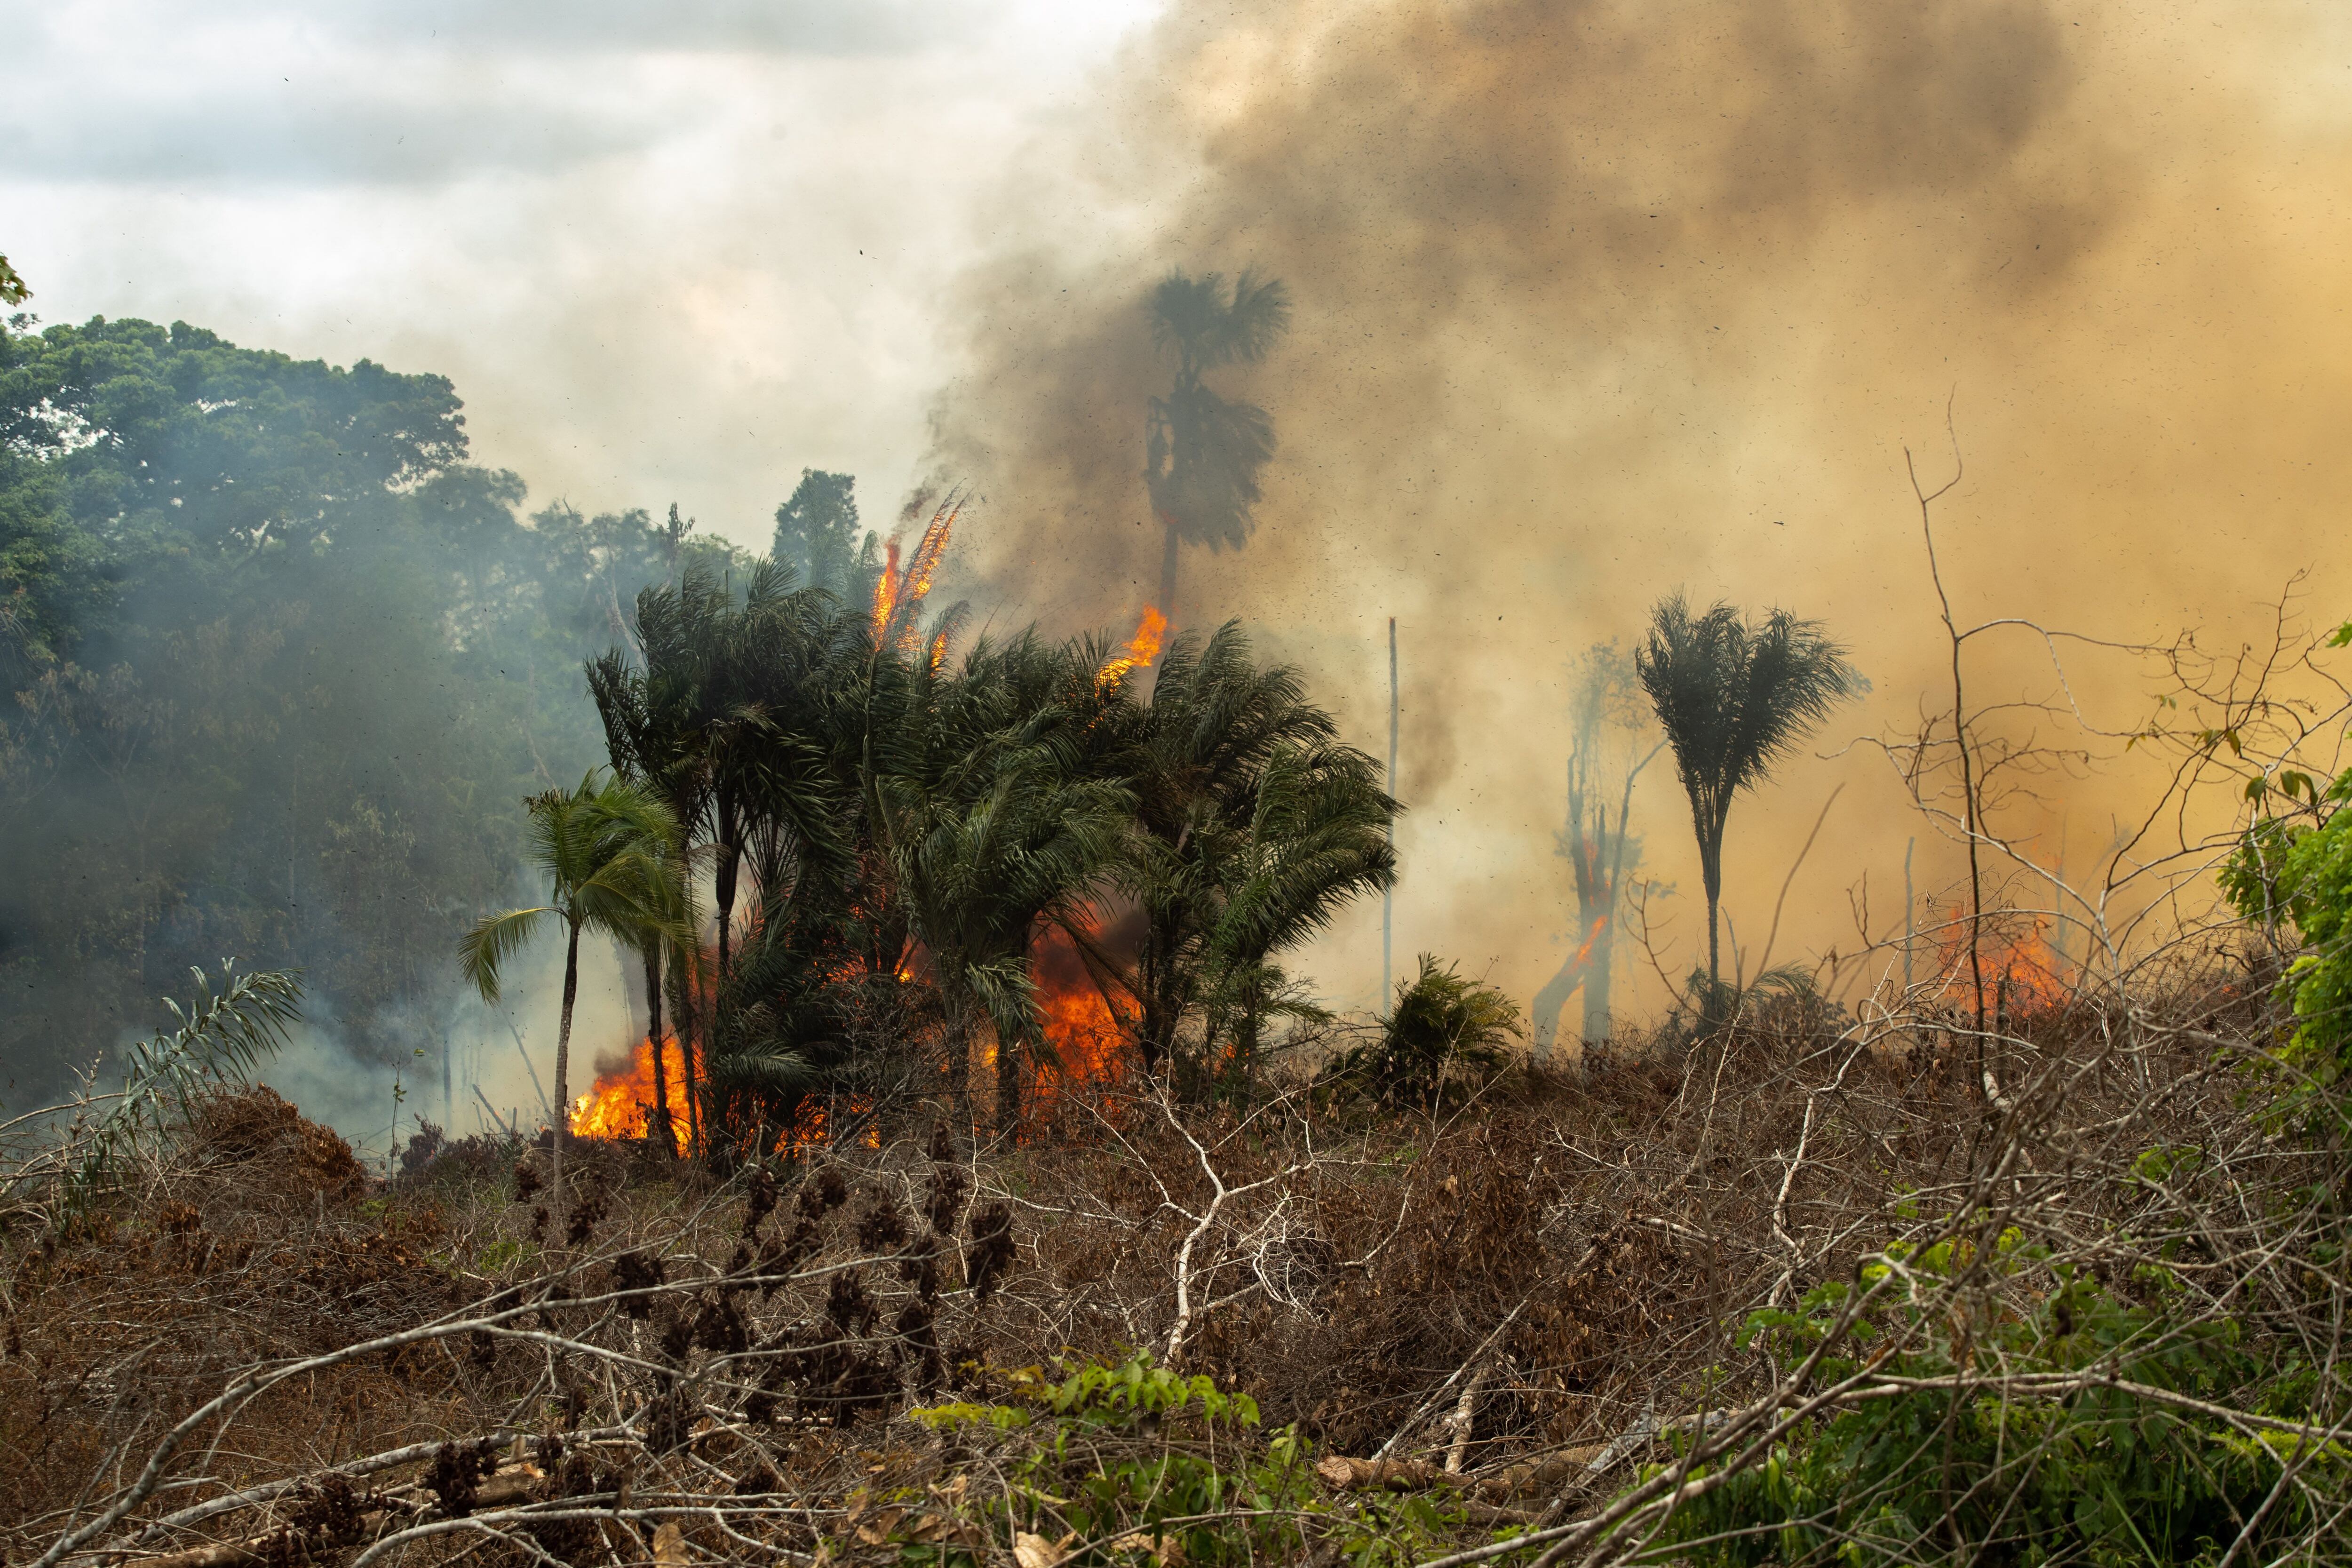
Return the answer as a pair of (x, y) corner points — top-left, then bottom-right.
(1013, 1530), (1074, 1568)
(650, 1520), (688, 1567)
(853, 1506), (903, 1545)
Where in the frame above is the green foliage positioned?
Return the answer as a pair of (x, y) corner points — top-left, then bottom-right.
(769, 468), (873, 595)
(458, 769), (685, 1003)
(72, 962), (303, 1203)
(906, 1352), (1314, 1566)
(1330, 955), (1521, 1107)
(2222, 761), (2352, 1129)
(1654, 1231), (2336, 1566)
(0, 254), (27, 308)
(1119, 622), (1395, 1088)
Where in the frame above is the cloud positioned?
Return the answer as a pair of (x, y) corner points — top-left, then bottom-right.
(7, 92), (658, 187)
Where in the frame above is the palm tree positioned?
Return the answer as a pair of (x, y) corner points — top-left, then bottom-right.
(1119, 621), (1375, 1077)
(460, 772), (684, 1224)
(1196, 738), (1396, 1085)
(1635, 595), (1857, 1019)
(874, 633), (1134, 1134)
(1145, 270), (1290, 622)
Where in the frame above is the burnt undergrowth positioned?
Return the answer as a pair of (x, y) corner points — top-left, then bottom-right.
(1, 936), (2344, 1567)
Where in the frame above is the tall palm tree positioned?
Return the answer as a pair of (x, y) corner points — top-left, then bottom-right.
(459, 772), (684, 1222)
(1635, 595), (1857, 1019)
(1145, 270), (1290, 623)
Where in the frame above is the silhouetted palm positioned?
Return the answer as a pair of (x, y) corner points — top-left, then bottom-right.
(1635, 595), (1857, 1018)
(1145, 270), (1290, 622)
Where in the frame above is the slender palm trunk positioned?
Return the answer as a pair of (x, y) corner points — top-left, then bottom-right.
(671, 957), (702, 1157)
(643, 940), (674, 1155)
(944, 992), (973, 1134)
(553, 920), (580, 1234)
(1700, 823), (1724, 1026)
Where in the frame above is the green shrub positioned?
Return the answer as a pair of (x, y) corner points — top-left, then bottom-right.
(904, 1353), (1315, 1565)
(1651, 1229), (2340, 1566)
(2223, 762), (2352, 1134)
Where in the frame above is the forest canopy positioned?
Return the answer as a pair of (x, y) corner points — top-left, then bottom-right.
(0, 315), (759, 1096)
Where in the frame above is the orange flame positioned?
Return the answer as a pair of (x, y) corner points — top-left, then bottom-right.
(1934, 917), (2074, 1013)
(1097, 606), (1168, 690)
(873, 500), (961, 653)
(1028, 920), (1132, 1100)
(571, 1035), (690, 1143)
(872, 537), (902, 638)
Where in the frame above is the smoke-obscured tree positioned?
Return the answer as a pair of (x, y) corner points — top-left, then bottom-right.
(1144, 270), (1289, 624)
(458, 772), (684, 1219)
(1531, 645), (1663, 1059)
(1635, 594), (1857, 1021)
(770, 469), (870, 595)
(0, 314), (771, 1110)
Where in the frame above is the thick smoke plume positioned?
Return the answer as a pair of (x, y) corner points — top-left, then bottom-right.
(927, 0), (2352, 1015)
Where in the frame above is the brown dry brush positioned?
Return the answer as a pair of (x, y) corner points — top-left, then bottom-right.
(3, 934), (2345, 1567)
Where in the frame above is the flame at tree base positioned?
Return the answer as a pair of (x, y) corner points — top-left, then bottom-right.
(571, 1036), (691, 1143)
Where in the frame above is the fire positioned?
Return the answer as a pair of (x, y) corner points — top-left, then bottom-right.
(872, 499), (961, 653)
(1028, 918), (1134, 1098)
(1934, 917), (2074, 1014)
(571, 1035), (691, 1143)
(1097, 606), (1168, 691)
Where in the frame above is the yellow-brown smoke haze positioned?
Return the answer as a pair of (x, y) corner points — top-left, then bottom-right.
(925, 0), (2352, 1020)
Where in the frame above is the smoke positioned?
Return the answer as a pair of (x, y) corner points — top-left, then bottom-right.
(246, 929), (639, 1158)
(923, 0), (2352, 1016)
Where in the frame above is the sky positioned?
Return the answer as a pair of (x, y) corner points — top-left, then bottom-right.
(9, 0), (2352, 1069)
(0, 0), (1163, 535)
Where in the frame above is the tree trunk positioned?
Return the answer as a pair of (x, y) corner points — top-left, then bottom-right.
(1700, 821), (1724, 1026)
(553, 920), (580, 1236)
(715, 794), (740, 987)
(671, 956), (702, 1158)
(643, 939), (674, 1156)
(1582, 914), (1615, 1045)
(945, 998), (972, 1135)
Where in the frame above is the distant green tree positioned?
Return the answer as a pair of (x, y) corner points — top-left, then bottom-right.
(1144, 271), (1289, 623)
(1636, 595), (1858, 1019)
(458, 772), (684, 1220)
(771, 469), (866, 595)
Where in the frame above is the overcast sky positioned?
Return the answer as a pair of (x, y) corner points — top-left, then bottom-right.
(0, 0), (1164, 545)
